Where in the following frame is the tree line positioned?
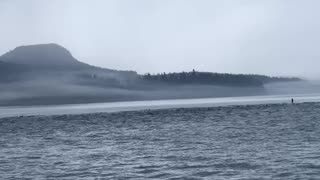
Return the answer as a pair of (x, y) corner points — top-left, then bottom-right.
(141, 70), (301, 87)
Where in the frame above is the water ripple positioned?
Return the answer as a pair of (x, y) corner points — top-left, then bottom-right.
(1, 103), (320, 179)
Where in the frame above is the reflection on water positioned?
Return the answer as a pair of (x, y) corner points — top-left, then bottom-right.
(1, 94), (320, 118)
(1, 102), (320, 179)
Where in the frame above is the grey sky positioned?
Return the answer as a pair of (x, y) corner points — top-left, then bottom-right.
(0, 0), (320, 78)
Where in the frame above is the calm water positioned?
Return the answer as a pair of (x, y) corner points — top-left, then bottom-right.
(2, 94), (320, 118)
(1, 102), (320, 179)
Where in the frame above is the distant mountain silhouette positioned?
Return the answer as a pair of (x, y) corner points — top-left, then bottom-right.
(0, 44), (137, 83)
(0, 43), (304, 106)
(0, 44), (85, 69)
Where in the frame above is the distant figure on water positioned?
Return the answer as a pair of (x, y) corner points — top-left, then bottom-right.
(291, 98), (294, 104)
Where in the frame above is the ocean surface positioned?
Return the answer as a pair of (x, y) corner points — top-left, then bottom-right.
(1, 99), (320, 179)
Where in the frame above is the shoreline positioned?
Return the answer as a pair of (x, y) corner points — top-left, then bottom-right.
(1, 94), (320, 118)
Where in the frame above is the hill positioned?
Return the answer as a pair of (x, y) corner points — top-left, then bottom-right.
(0, 44), (84, 69)
(0, 44), (304, 106)
(0, 44), (138, 84)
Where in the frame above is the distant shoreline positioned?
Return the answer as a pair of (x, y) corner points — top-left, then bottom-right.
(1, 93), (320, 118)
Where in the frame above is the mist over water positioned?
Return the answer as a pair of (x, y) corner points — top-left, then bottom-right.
(265, 81), (320, 95)
(1, 77), (319, 106)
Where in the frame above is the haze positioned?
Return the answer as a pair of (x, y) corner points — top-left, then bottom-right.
(1, 0), (319, 78)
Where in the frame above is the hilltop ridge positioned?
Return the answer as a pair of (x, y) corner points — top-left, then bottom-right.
(0, 44), (83, 68)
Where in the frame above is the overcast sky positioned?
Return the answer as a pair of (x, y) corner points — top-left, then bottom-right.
(0, 0), (320, 78)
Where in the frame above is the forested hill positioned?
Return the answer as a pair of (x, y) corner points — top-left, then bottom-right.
(0, 44), (305, 106)
(141, 70), (301, 87)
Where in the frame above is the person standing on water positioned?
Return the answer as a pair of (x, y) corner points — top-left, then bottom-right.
(291, 98), (294, 104)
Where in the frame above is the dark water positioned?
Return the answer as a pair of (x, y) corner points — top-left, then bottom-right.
(1, 103), (320, 179)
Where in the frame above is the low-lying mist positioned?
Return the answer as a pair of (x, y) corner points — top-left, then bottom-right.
(265, 81), (320, 95)
(0, 72), (317, 106)
(0, 73), (267, 106)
